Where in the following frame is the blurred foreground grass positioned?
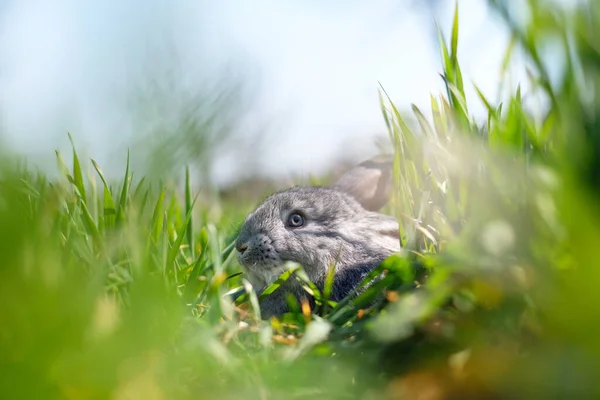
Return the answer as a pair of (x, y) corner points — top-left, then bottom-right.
(3, 1), (600, 398)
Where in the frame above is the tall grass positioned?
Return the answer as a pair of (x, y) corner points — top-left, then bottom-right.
(2, 1), (600, 398)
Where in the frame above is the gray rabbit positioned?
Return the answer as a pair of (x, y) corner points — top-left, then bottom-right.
(235, 155), (401, 319)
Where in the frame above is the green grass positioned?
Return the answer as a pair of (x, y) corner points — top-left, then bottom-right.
(3, 0), (600, 398)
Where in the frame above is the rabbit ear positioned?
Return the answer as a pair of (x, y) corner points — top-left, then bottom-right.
(332, 154), (394, 211)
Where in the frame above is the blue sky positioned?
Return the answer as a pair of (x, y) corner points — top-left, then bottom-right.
(0, 0), (530, 185)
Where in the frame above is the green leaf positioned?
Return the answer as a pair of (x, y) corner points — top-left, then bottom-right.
(55, 150), (71, 182)
(149, 188), (167, 247)
(185, 165), (195, 259)
(68, 133), (87, 204)
(259, 266), (299, 300)
(474, 84), (495, 117)
(166, 193), (198, 274)
(412, 104), (437, 140)
(115, 150), (131, 225)
(451, 1), (459, 63)
(430, 95), (448, 139)
(91, 159), (116, 228)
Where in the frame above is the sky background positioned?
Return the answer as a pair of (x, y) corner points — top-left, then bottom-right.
(0, 0), (536, 186)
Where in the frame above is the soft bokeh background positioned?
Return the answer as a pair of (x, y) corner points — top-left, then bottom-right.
(0, 0), (529, 186)
(3, 1), (600, 398)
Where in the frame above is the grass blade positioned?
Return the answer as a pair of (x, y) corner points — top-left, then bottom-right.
(115, 150), (131, 225)
(185, 165), (195, 260)
(91, 159), (116, 228)
(166, 193), (199, 275)
(68, 133), (87, 204)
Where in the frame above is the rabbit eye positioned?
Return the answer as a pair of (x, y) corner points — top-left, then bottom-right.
(286, 212), (305, 228)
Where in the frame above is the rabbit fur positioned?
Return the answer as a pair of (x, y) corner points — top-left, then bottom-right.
(235, 156), (401, 319)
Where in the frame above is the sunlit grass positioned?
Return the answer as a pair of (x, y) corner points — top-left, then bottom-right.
(2, 0), (600, 398)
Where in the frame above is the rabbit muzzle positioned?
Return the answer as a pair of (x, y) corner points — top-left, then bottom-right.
(236, 233), (286, 287)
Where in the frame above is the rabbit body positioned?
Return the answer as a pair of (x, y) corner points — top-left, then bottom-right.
(236, 159), (401, 318)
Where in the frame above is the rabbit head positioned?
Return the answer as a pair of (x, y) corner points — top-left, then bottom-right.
(235, 155), (401, 317)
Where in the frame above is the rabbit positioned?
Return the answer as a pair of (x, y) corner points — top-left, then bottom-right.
(332, 154), (394, 212)
(235, 155), (401, 319)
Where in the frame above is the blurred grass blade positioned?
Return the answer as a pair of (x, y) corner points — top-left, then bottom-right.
(451, 1), (459, 65)
(166, 193), (198, 276)
(68, 133), (87, 204)
(91, 159), (116, 228)
(185, 165), (195, 259)
(115, 150), (131, 225)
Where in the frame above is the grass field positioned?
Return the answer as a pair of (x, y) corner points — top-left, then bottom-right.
(3, 1), (600, 398)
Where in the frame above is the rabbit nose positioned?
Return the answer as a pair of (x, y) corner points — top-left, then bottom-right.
(236, 241), (248, 254)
